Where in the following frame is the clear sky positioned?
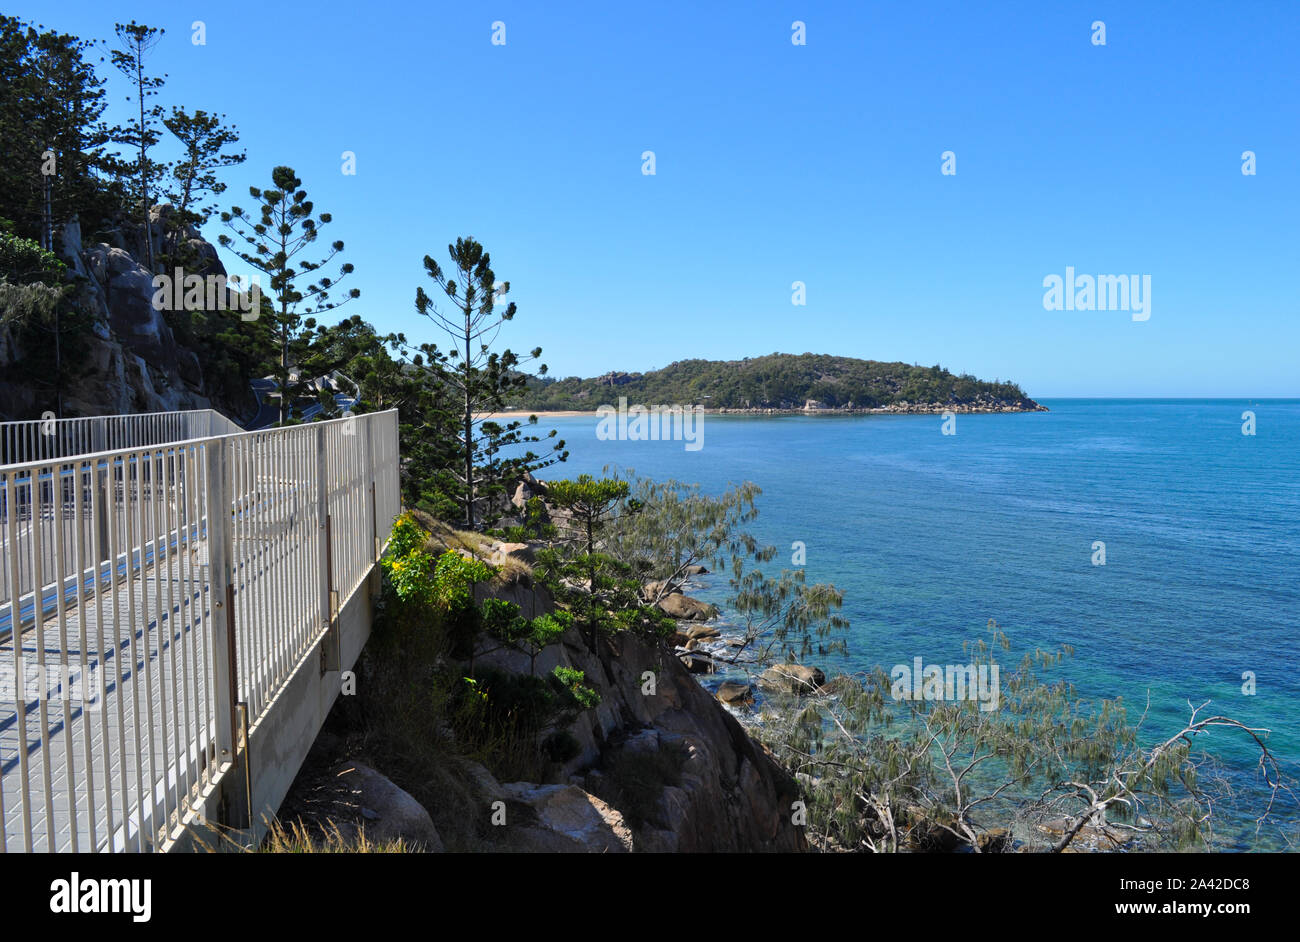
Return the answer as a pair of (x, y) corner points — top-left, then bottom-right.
(13, 0), (1299, 396)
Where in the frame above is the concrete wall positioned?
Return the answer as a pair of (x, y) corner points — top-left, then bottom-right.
(164, 569), (378, 853)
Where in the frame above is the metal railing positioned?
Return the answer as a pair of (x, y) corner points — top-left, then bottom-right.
(0, 409), (242, 465)
(0, 409), (242, 627)
(0, 409), (399, 852)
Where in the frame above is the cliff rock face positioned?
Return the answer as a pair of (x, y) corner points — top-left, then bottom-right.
(283, 615), (810, 852)
(476, 627), (808, 852)
(0, 209), (248, 421)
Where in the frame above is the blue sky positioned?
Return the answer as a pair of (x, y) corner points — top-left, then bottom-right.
(14, 0), (1299, 396)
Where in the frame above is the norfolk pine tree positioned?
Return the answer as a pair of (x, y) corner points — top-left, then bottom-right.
(219, 166), (359, 424)
(0, 16), (122, 245)
(109, 21), (166, 272)
(400, 236), (566, 528)
(161, 107), (245, 264)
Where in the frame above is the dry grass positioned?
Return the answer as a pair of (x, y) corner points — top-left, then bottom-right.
(408, 509), (534, 585)
(493, 555), (534, 584)
(186, 817), (410, 854)
(259, 818), (411, 854)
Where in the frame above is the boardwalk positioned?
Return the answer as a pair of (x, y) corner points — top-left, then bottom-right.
(1, 536), (214, 852)
(0, 408), (399, 853)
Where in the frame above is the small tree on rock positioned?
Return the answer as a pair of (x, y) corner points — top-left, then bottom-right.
(394, 236), (566, 528)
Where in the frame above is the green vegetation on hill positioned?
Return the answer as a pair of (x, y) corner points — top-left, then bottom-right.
(517, 353), (1039, 411)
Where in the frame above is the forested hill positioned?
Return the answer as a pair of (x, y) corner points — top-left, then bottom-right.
(518, 353), (1046, 412)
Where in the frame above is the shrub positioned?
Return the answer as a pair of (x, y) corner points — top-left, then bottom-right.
(429, 549), (496, 659)
(432, 549), (495, 612)
(542, 729), (582, 764)
(552, 665), (600, 710)
(0, 232), (65, 286)
(385, 510), (428, 559)
(446, 664), (602, 781)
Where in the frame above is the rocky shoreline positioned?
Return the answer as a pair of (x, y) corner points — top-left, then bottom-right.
(641, 570), (830, 707)
(710, 397), (1049, 415)
(647, 578), (1147, 854)
(504, 399), (1049, 418)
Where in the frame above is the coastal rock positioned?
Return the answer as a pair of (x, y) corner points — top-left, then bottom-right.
(641, 579), (671, 602)
(560, 629), (805, 852)
(685, 624), (721, 641)
(289, 620), (808, 853)
(490, 540), (534, 563)
(510, 472), (550, 509)
(716, 682), (753, 705)
(327, 762), (444, 851)
(657, 593), (717, 621)
(758, 664), (826, 696)
(904, 813), (966, 853)
(500, 783), (633, 853)
(976, 827), (1013, 853)
(679, 652), (716, 674)
(472, 570), (554, 622)
(461, 759), (508, 804)
(1034, 817), (1133, 852)
(620, 727), (662, 756)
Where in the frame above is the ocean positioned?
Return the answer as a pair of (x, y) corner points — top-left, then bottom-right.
(538, 399), (1300, 848)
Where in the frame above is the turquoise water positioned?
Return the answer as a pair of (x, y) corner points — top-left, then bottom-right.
(539, 400), (1299, 847)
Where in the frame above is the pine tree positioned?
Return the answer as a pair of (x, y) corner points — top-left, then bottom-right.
(161, 107), (245, 264)
(541, 475), (632, 648)
(109, 21), (166, 272)
(219, 166), (359, 424)
(0, 16), (121, 244)
(399, 236), (566, 528)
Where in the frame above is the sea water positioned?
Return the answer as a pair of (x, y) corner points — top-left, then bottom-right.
(538, 400), (1299, 848)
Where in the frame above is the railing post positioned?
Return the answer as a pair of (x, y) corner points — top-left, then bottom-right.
(363, 416), (378, 561)
(317, 425), (340, 673)
(203, 433), (244, 827)
(92, 420), (109, 563)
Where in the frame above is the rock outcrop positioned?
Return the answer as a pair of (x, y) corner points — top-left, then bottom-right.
(475, 627), (807, 852)
(282, 512), (807, 853)
(497, 783), (634, 853)
(0, 210), (252, 421)
(275, 756), (445, 851)
(758, 663), (826, 695)
(656, 593), (717, 621)
(716, 681), (754, 704)
(329, 761), (445, 851)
